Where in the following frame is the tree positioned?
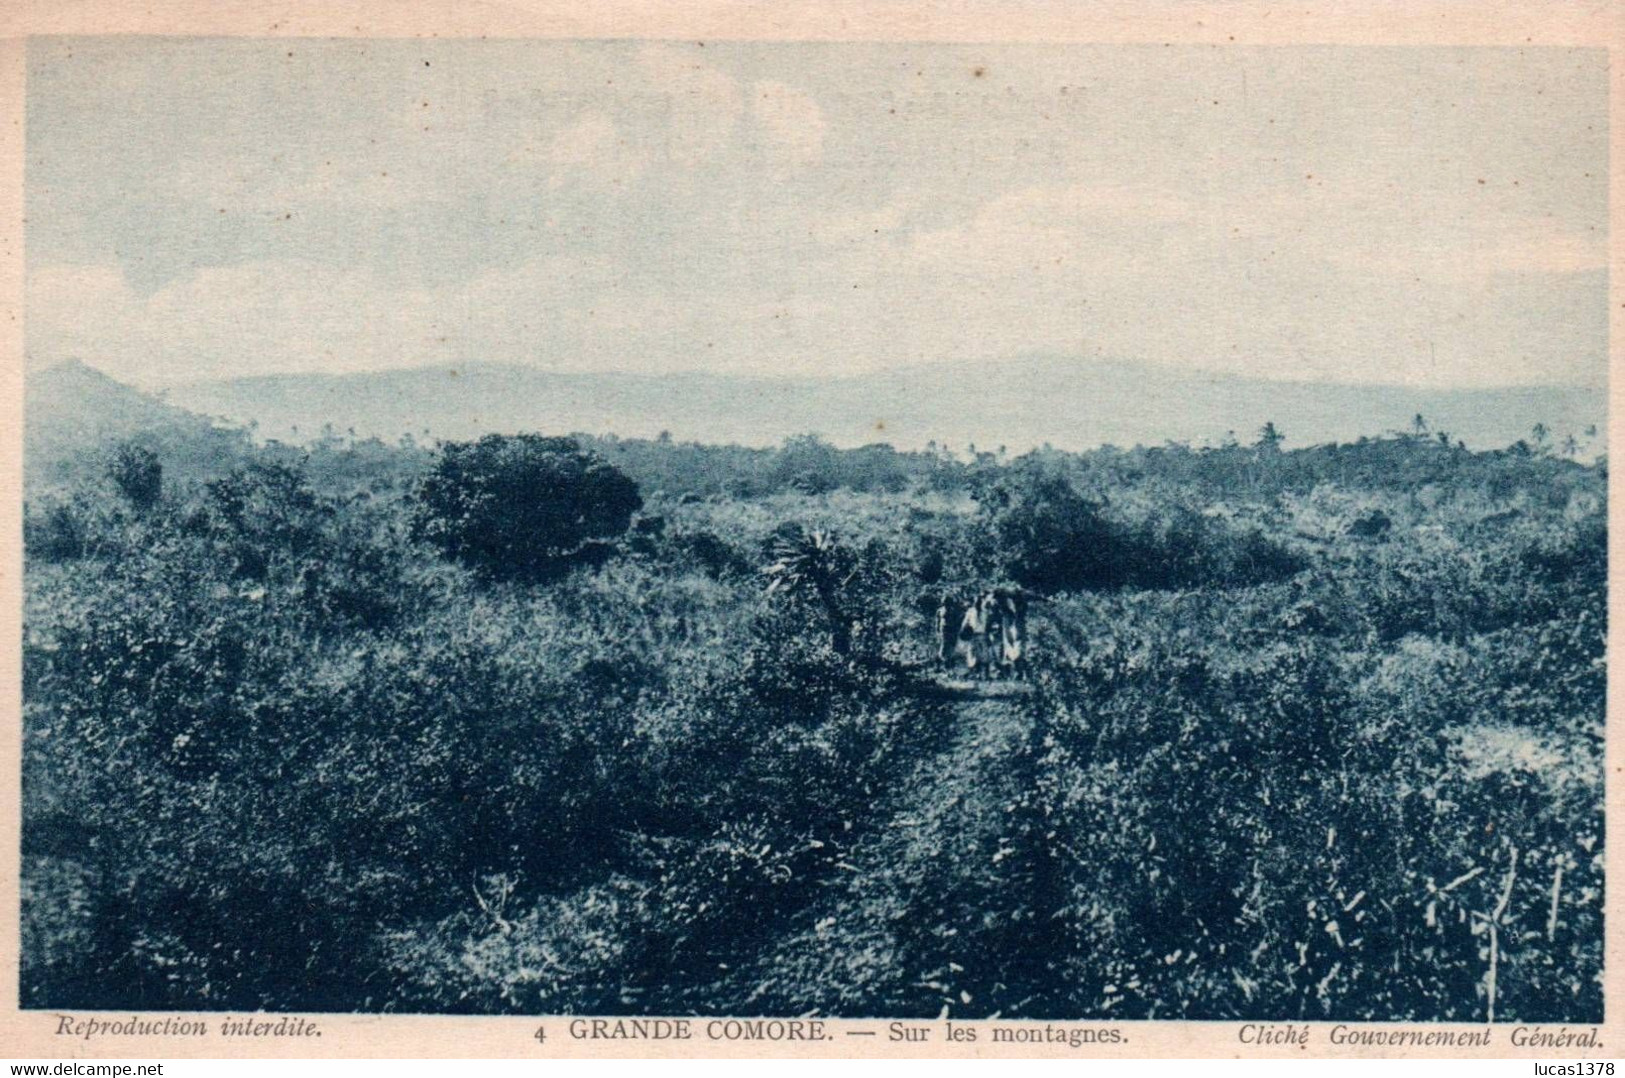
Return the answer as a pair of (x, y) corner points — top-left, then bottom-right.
(107, 443), (162, 511)
(412, 434), (641, 583)
(1411, 414), (1429, 439)
(991, 470), (1118, 593)
(770, 434), (842, 494)
(1256, 422), (1285, 453)
(1531, 423), (1551, 453)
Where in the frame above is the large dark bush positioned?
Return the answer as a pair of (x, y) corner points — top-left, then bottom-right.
(412, 434), (642, 582)
(990, 470), (1301, 593)
(107, 443), (163, 511)
(991, 471), (1119, 593)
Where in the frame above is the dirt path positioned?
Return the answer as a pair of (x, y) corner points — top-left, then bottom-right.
(727, 686), (1068, 1017)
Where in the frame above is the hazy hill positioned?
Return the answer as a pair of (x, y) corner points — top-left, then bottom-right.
(160, 356), (1605, 454)
(26, 359), (248, 487)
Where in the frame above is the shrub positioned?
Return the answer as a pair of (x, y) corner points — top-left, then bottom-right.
(107, 443), (163, 511)
(412, 434), (642, 583)
(990, 470), (1302, 594)
(991, 471), (1119, 593)
(24, 502), (85, 564)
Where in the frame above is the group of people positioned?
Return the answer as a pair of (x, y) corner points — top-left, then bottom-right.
(934, 588), (1034, 680)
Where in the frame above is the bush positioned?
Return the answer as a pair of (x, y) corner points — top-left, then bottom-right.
(990, 472), (1119, 593)
(24, 502), (85, 564)
(990, 469), (1302, 594)
(107, 443), (163, 511)
(412, 434), (642, 583)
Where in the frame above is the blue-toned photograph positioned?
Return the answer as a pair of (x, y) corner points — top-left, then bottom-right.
(20, 37), (1605, 1022)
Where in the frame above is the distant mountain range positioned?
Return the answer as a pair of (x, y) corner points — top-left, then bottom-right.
(147, 357), (1605, 454)
(24, 356), (1605, 463)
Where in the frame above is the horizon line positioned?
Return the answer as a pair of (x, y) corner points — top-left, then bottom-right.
(29, 354), (1610, 397)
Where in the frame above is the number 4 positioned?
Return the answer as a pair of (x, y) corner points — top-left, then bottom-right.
(534, 1026), (547, 1043)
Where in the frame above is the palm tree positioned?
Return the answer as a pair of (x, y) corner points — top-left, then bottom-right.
(763, 528), (855, 655)
(1411, 413), (1429, 439)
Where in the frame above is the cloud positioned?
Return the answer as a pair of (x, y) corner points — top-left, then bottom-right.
(1479, 225), (1605, 277)
(779, 179), (1605, 388)
(23, 44), (1606, 394)
(634, 44), (742, 167)
(1330, 218), (1606, 283)
(546, 110), (647, 191)
(28, 182), (1606, 396)
(25, 37), (1608, 403)
(903, 183), (1193, 283)
(26, 264), (134, 371)
(29, 260), (455, 386)
(536, 47), (744, 193)
(811, 199), (912, 247)
(751, 80), (826, 170)
(1218, 172), (1607, 286)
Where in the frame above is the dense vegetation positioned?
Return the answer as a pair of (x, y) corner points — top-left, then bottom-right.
(21, 418), (1605, 1021)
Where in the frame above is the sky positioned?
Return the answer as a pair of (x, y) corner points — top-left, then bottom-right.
(24, 37), (1608, 391)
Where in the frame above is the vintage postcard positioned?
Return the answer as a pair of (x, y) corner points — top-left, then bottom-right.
(0, 0), (1619, 1062)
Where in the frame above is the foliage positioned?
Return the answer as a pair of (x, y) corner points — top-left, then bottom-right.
(987, 465), (1303, 593)
(763, 526), (857, 654)
(107, 442), (163, 511)
(23, 501), (87, 564)
(412, 434), (642, 583)
(19, 423), (1606, 1021)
